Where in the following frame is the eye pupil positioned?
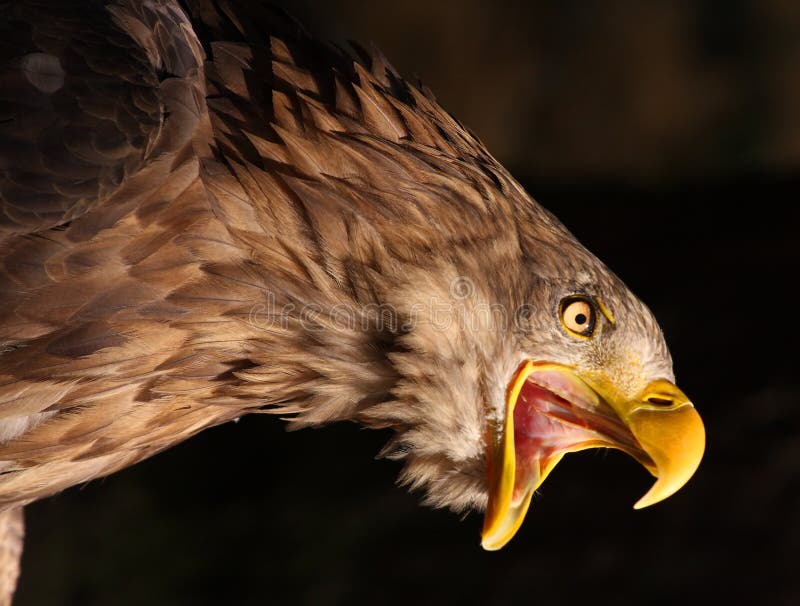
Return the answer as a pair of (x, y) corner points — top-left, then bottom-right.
(574, 313), (587, 325)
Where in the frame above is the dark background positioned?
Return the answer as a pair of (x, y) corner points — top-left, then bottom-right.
(15, 1), (800, 604)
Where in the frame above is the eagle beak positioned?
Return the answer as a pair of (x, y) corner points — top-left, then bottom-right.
(481, 362), (705, 550)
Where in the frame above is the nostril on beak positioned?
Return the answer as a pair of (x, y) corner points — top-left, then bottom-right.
(645, 395), (675, 407)
(642, 380), (692, 409)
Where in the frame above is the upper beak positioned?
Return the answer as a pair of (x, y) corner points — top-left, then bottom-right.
(624, 378), (706, 509)
(481, 362), (705, 550)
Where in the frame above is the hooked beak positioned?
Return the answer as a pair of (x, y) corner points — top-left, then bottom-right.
(481, 361), (705, 551)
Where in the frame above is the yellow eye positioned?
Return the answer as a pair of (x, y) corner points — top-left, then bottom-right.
(560, 297), (597, 338)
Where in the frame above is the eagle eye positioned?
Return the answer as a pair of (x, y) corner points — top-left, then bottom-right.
(559, 296), (597, 338)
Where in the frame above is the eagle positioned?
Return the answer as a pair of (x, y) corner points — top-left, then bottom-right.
(0, 1), (705, 602)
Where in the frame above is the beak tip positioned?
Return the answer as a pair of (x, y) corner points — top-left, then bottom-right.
(480, 538), (501, 551)
(633, 485), (666, 509)
(627, 402), (705, 512)
(480, 524), (513, 551)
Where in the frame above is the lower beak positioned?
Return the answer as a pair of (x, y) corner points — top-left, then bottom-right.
(481, 363), (705, 550)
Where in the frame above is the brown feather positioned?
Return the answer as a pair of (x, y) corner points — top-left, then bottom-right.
(0, 4), (676, 592)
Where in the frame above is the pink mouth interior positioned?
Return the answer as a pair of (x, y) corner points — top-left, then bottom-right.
(513, 382), (601, 463)
(511, 375), (643, 503)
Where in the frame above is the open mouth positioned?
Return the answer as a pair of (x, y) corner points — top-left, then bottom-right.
(511, 369), (654, 505)
(481, 361), (705, 551)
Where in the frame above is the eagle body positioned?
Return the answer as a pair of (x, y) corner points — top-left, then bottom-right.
(0, 0), (519, 509)
(0, 1), (704, 602)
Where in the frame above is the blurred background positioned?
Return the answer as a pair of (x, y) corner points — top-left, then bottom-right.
(15, 1), (800, 604)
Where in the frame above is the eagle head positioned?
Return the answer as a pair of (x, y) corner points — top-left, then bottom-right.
(350, 195), (705, 550)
